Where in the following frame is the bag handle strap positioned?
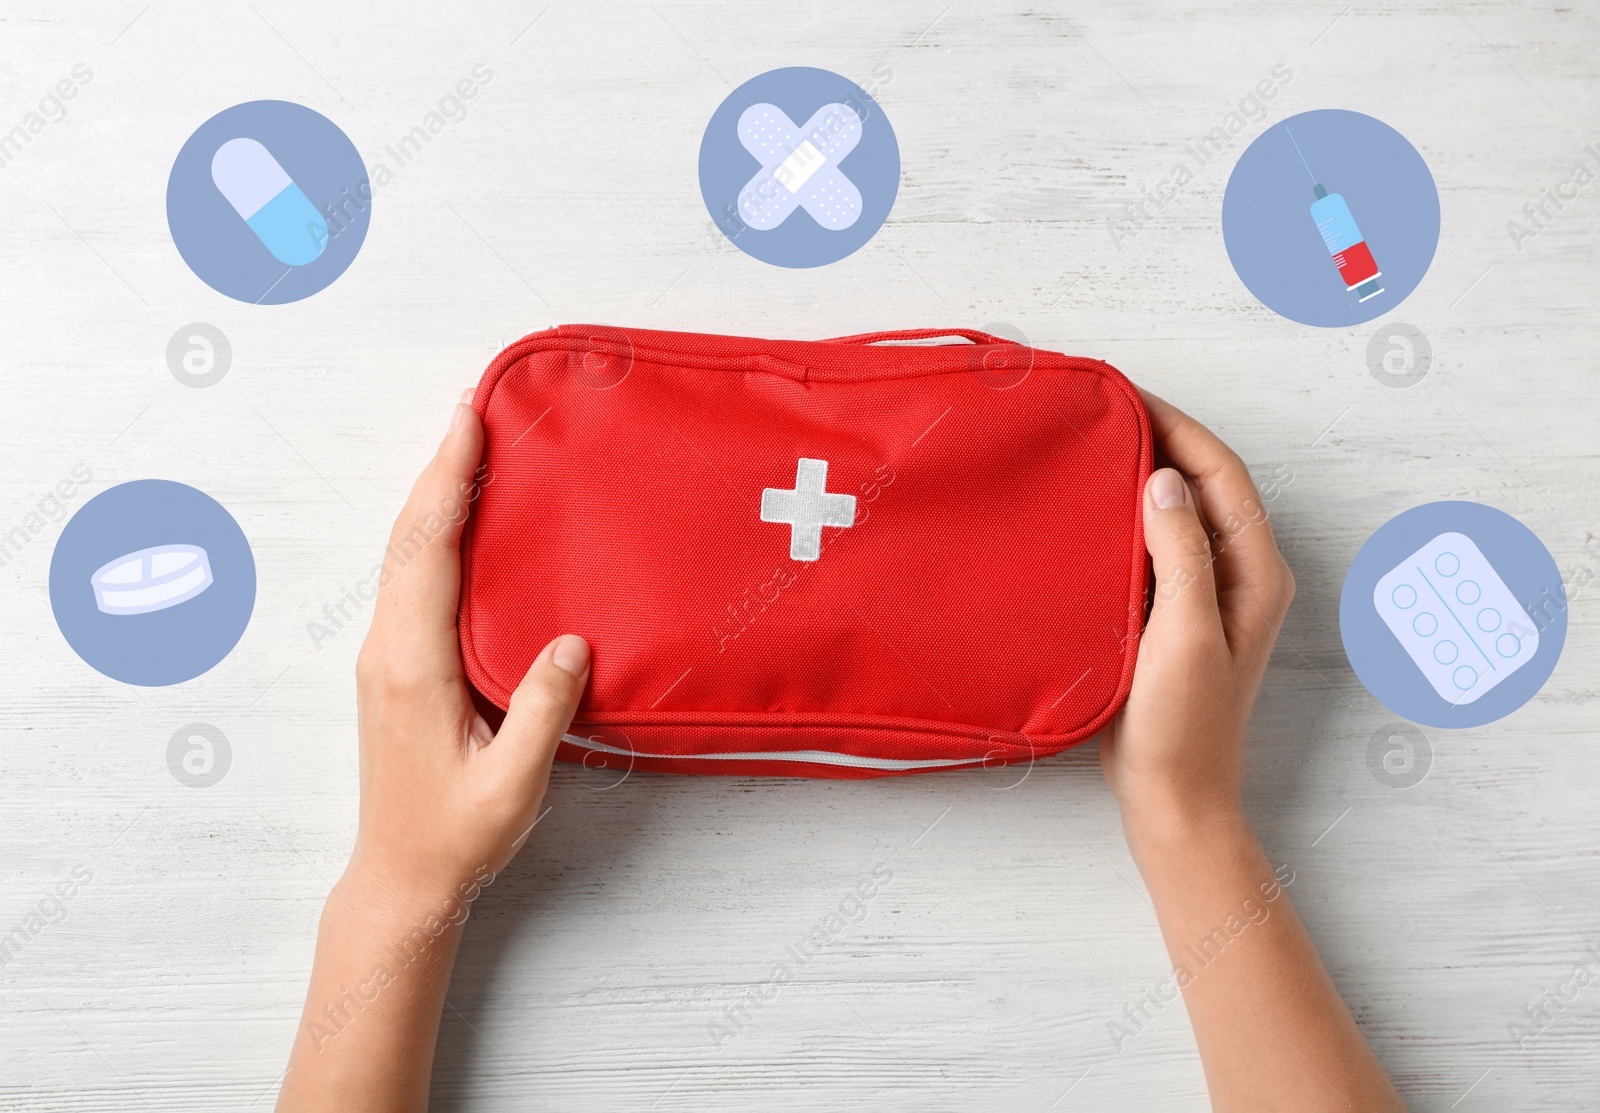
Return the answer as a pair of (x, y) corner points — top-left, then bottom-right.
(822, 327), (1015, 347)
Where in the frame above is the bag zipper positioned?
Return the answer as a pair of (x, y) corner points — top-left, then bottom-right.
(560, 732), (984, 772)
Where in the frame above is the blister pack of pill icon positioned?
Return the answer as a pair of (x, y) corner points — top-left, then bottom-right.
(1373, 531), (1539, 706)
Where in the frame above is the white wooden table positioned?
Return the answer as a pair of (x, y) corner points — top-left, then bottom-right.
(2, 2), (1597, 1109)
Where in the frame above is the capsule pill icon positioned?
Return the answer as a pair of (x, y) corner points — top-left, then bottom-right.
(210, 138), (328, 266)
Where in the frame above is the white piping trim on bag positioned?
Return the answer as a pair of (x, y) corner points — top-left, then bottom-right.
(560, 732), (984, 772)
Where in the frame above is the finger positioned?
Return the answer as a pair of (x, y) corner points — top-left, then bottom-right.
(1139, 390), (1292, 629)
(375, 390), (486, 646)
(490, 634), (591, 798)
(1142, 468), (1224, 644)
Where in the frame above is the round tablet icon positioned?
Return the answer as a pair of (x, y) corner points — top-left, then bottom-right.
(1340, 502), (1564, 728)
(699, 67), (899, 268)
(168, 100), (370, 304)
(1222, 109), (1439, 327)
(50, 480), (255, 686)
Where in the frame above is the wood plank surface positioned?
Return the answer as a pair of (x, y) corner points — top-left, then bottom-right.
(0, 2), (1596, 1109)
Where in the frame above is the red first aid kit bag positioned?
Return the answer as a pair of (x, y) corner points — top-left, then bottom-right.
(460, 325), (1152, 779)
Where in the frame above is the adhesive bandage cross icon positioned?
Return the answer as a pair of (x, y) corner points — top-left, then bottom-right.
(760, 459), (857, 561)
(737, 103), (864, 231)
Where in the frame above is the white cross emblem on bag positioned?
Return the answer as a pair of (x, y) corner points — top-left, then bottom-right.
(760, 458), (857, 561)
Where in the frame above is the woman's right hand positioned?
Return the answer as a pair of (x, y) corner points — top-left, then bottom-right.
(1099, 389), (1296, 844)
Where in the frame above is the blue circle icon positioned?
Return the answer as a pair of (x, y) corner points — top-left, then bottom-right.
(50, 481), (256, 686)
(168, 100), (370, 304)
(699, 67), (899, 268)
(1340, 502), (1565, 728)
(1222, 109), (1439, 327)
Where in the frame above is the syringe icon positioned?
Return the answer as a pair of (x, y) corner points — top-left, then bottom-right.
(1287, 127), (1385, 303)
